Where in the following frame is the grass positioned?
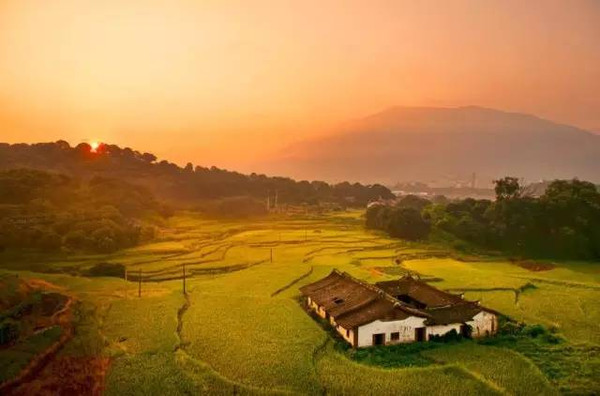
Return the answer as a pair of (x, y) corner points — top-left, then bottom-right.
(422, 342), (557, 395)
(317, 342), (502, 395)
(0, 210), (598, 394)
(479, 335), (600, 395)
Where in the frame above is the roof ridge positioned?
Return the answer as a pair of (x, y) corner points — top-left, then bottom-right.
(425, 301), (478, 310)
(402, 276), (466, 299)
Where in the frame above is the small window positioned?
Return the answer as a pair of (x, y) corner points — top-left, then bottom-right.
(391, 332), (400, 341)
(346, 329), (350, 338)
(333, 297), (345, 305)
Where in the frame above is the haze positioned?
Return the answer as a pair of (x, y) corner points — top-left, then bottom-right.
(1, 0), (599, 171)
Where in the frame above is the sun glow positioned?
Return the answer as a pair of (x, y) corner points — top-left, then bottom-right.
(90, 141), (100, 153)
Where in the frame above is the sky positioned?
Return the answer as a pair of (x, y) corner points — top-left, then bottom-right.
(0, 0), (599, 171)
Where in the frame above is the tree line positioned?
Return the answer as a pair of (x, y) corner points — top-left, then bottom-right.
(0, 142), (394, 206)
(366, 177), (600, 260)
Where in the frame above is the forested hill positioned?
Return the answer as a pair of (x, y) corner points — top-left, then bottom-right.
(0, 141), (393, 206)
(0, 168), (166, 254)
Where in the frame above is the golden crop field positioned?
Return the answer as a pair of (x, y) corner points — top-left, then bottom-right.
(1, 211), (599, 395)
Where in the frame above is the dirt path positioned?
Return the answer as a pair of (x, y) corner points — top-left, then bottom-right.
(174, 292), (191, 353)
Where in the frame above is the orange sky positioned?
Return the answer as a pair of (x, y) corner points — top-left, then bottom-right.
(1, 0), (599, 171)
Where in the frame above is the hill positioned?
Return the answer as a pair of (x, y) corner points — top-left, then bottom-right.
(263, 106), (600, 185)
(0, 141), (393, 207)
(0, 168), (165, 254)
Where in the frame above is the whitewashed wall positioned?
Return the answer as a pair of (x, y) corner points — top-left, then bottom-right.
(307, 297), (355, 345)
(306, 297), (498, 347)
(335, 325), (354, 344)
(356, 317), (426, 347)
(307, 297), (327, 319)
(468, 311), (497, 337)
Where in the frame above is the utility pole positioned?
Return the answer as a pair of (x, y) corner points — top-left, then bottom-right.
(270, 248), (273, 263)
(274, 190), (278, 212)
(138, 269), (142, 298)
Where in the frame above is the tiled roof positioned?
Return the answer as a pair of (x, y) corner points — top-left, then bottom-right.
(424, 302), (485, 325)
(376, 277), (465, 308)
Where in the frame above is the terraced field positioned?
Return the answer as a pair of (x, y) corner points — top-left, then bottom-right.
(1, 211), (598, 394)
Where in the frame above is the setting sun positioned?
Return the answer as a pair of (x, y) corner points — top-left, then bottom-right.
(90, 141), (100, 153)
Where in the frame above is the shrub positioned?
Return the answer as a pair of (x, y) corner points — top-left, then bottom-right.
(0, 319), (21, 345)
(541, 333), (562, 344)
(522, 324), (548, 338)
(429, 329), (465, 343)
(87, 262), (126, 278)
(497, 317), (524, 336)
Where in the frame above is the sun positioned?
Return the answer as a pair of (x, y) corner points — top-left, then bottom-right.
(90, 141), (101, 153)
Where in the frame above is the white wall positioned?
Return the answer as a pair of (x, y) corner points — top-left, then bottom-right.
(357, 317), (426, 348)
(468, 311), (498, 337)
(335, 325), (354, 344)
(307, 297), (327, 319)
(306, 297), (498, 347)
(307, 297), (355, 345)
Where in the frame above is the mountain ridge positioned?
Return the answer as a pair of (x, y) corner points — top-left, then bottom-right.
(262, 106), (600, 185)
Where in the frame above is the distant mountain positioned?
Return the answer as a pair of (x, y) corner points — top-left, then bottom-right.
(263, 106), (600, 185)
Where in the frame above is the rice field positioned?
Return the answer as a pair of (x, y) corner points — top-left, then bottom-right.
(1, 210), (598, 394)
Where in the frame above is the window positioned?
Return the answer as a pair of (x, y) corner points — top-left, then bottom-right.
(391, 332), (400, 341)
(333, 297), (345, 305)
(346, 329), (350, 338)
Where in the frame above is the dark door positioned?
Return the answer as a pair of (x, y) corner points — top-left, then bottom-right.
(415, 327), (426, 342)
(460, 324), (468, 337)
(372, 333), (385, 346)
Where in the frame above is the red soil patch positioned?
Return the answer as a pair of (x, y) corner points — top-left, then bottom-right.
(2, 278), (109, 395)
(516, 260), (556, 272)
(7, 356), (111, 396)
(25, 279), (66, 292)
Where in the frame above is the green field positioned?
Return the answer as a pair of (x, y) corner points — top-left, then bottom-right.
(1, 211), (598, 395)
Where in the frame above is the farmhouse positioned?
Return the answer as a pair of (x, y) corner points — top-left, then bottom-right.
(300, 270), (499, 348)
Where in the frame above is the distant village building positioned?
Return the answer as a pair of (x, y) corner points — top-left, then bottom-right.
(300, 270), (499, 348)
(366, 198), (397, 208)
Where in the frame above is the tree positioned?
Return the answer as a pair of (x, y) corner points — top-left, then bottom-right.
(141, 152), (157, 163)
(396, 194), (431, 211)
(494, 177), (522, 200)
(38, 232), (62, 252)
(386, 207), (430, 241)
